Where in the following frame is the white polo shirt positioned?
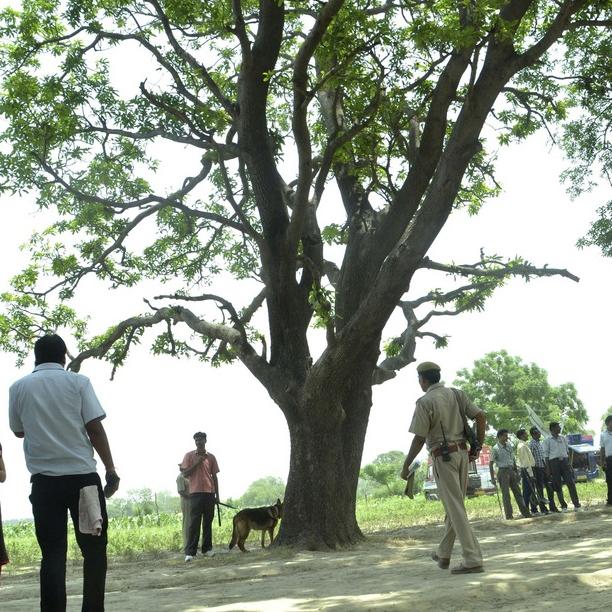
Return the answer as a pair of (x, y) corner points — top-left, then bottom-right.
(542, 434), (569, 460)
(601, 430), (612, 458)
(9, 363), (106, 476)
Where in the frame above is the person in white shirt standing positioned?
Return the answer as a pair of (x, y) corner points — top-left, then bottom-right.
(600, 415), (612, 506)
(543, 421), (581, 512)
(9, 334), (120, 611)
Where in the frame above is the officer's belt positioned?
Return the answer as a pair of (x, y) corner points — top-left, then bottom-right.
(431, 441), (467, 458)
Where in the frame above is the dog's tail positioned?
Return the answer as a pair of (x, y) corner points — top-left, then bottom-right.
(229, 517), (238, 550)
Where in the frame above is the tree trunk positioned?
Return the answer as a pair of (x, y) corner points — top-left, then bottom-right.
(276, 363), (375, 549)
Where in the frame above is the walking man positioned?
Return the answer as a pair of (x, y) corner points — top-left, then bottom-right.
(599, 415), (612, 506)
(529, 426), (559, 513)
(9, 334), (119, 611)
(176, 464), (191, 551)
(180, 432), (220, 561)
(516, 429), (548, 514)
(490, 430), (531, 520)
(401, 362), (486, 574)
(543, 422), (581, 512)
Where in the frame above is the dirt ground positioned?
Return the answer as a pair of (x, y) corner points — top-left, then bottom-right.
(2, 504), (611, 611)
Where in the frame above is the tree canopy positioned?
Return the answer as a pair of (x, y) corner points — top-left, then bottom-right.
(454, 350), (589, 441)
(236, 476), (286, 507)
(0, 0), (610, 548)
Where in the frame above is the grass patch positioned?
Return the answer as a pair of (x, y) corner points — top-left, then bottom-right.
(2, 479), (607, 574)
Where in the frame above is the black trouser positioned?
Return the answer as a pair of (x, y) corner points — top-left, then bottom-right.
(606, 457), (612, 504)
(521, 468), (548, 513)
(549, 458), (580, 508)
(185, 493), (216, 555)
(533, 466), (557, 511)
(30, 473), (108, 612)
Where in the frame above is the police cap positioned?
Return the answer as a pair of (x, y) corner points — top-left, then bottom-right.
(416, 361), (441, 374)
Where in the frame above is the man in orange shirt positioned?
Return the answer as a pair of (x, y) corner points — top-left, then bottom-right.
(180, 432), (220, 561)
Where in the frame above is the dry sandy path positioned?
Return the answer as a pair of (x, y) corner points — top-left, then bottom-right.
(2, 505), (611, 611)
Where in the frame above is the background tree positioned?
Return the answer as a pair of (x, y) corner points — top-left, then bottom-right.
(236, 476), (286, 507)
(360, 451), (428, 497)
(454, 350), (589, 443)
(359, 451), (405, 496)
(601, 408), (612, 428)
(0, 1), (609, 549)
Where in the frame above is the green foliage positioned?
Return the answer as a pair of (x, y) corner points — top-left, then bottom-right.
(0, 0), (606, 374)
(360, 451), (406, 496)
(4, 479), (608, 571)
(454, 350), (589, 443)
(105, 487), (180, 518)
(236, 476), (286, 508)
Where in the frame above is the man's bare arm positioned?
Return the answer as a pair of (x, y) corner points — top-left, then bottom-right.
(401, 435), (426, 479)
(181, 457), (203, 477)
(85, 417), (116, 474)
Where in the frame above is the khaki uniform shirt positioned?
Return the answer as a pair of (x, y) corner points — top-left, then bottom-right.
(409, 382), (482, 451)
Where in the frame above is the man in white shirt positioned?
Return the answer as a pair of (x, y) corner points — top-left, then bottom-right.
(9, 334), (120, 611)
(600, 415), (612, 506)
(543, 421), (581, 512)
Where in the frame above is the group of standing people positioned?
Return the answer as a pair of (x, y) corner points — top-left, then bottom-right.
(401, 360), (612, 577)
(489, 423), (582, 519)
(1, 342), (611, 609)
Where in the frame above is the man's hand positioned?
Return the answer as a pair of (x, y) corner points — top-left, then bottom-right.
(104, 470), (120, 499)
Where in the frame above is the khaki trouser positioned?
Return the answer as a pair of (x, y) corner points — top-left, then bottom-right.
(433, 449), (483, 568)
(497, 467), (529, 518)
(180, 495), (191, 551)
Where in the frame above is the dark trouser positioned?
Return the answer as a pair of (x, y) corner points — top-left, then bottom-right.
(498, 467), (529, 519)
(549, 458), (580, 508)
(533, 466), (556, 511)
(606, 457), (612, 504)
(521, 468), (548, 513)
(185, 493), (216, 555)
(30, 473), (108, 612)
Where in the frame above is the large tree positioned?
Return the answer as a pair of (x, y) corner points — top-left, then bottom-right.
(0, 1), (609, 548)
(454, 350), (589, 441)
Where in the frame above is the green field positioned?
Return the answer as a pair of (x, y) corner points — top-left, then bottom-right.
(2, 480), (607, 574)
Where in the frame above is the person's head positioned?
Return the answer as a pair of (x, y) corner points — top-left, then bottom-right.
(516, 428), (528, 441)
(193, 431), (207, 452)
(605, 415), (612, 431)
(416, 361), (441, 391)
(497, 429), (509, 444)
(549, 422), (561, 436)
(529, 426), (541, 441)
(34, 334), (67, 366)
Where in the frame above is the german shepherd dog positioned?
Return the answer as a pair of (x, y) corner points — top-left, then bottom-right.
(229, 498), (283, 552)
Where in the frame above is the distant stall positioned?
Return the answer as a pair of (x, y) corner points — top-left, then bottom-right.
(566, 434), (600, 482)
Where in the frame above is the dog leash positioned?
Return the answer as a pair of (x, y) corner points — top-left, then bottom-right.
(217, 501), (238, 509)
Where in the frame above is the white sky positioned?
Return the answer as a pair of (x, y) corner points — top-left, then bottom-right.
(1, 127), (611, 520)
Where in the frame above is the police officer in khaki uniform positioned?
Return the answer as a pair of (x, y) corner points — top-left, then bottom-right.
(401, 362), (486, 574)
